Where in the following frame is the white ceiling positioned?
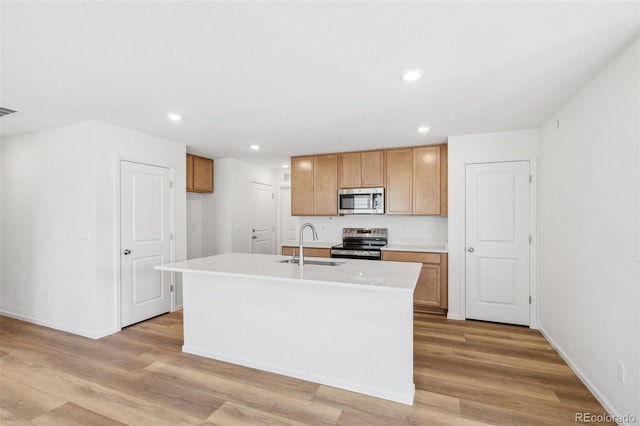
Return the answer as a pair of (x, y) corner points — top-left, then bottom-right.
(1, 1), (639, 169)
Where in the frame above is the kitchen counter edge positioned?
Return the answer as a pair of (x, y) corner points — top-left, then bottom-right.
(381, 244), (448, 253)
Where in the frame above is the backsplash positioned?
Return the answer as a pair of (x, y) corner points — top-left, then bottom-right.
(292, 215), (448, 246)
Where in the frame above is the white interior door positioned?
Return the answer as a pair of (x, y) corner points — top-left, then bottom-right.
(251, 182), (275, 254)
(121, 161), (172, 327)
(465, 161), (530, 326)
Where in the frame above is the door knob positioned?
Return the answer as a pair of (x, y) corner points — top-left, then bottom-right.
(123, 249), (131, 255)
(252, 236), (257, 239)
(467, 247), (474, 253)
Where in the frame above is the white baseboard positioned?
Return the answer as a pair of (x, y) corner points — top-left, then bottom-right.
(538, 326), (632, 425)
(0, 309), (119, 340)
(446, 313), (465, 320)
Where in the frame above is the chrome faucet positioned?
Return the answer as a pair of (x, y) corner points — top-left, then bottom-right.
(298, 223), (318, 266)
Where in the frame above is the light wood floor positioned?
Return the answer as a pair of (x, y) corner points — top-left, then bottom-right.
(0, 311), (613, 425)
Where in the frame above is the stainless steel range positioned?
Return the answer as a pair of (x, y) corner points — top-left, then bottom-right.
(330, 228), (388, 260)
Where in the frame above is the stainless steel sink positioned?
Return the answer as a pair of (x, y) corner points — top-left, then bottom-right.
(278, 259), (345, 266)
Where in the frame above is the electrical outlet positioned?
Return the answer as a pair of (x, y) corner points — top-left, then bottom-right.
(616, 361), (625, 383)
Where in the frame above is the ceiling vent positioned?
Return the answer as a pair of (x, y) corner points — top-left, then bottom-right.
(0, 106), (19, 118)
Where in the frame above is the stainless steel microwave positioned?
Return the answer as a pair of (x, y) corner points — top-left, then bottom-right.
(337, 188), (384, 215)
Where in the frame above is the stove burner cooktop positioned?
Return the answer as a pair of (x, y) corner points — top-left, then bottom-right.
(330, 228), (388, 260)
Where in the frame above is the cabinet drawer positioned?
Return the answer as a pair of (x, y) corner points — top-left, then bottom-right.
(282, 246), (330, 258)
(382, 251), (441, 264)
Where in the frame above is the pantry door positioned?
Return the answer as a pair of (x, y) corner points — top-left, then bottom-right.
(465, 161), (531, 326)
(251, 182), (275, 254)
(120, 160), (172, 327)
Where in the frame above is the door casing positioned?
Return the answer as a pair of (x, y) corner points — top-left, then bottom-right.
(465, 160), (531, 325)
(116, 158), (176, 329)
(457, 157), (538, 328)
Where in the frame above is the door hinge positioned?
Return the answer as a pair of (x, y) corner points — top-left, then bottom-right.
(170, 233), (174, 241)
(529, 235), (532, 244)
(529, 296), (532, 304)
(170, 180), (173, 189)
(529, 174), (532, 183)
(171, 284), (174, 292)
(272, 193), (275, 199)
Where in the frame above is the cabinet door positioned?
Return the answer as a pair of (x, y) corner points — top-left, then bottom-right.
(382, 251), (447, 312)
(361, 150), (384, 187)
(339, 152), (361, 188)
(413, 146), (440, 215)
(282, 246), (330, 258)
(440, 144), (448, 217)
(414, 263), (441, 309)
(291, 156), (314, 216)
(385, 148), (413, 214)
(193, 156), (214, 192)
(186, 154), (195, 192)
(314, 154), (338, 215)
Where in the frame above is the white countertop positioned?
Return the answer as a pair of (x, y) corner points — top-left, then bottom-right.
(382, 244), (448, 253)
(157, 252), (421, 293)
(280, 241), (336, 249)
(281, 241), (448, 253)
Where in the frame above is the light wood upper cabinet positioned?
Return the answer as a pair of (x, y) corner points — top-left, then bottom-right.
(291, 154), (337, 216)
(413, 146), (441, 215)
(313, 154), (338, 216)
(385, 148), (413, 214)
(385, 144), (447, 216)
(382, 251), (448, 313)
(292, 143), (446, 216)
(291, 156), (314, 216)
(339, 152), (361, 188)
(440, 144), (448, 217)
(186, 154), (214, 193)
(339, 150), (384, 188)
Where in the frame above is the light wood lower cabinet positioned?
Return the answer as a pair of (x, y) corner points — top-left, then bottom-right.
(382, 251), (448, 313)
(281, 246), (331, 258)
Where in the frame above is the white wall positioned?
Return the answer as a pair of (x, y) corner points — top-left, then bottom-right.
(187, 193), (203, 259)
(290, 215), (448, 247)
(1, 123), (98, 336)
(538, 39), (639, 421)
(93, 121), (187, 333)
(447, 129), (539, 322)
(194, 158), (276, 256)
(1, 120), (187, 337)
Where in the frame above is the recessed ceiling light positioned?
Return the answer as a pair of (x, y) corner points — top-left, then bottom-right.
(402, 69), (423, 82)
(167, 113), (182, 121)
(250, 144), (260, 151)
(418, 126), (430, 133)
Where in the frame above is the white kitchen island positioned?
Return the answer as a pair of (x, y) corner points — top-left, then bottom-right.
(156, 252), (421, 405)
